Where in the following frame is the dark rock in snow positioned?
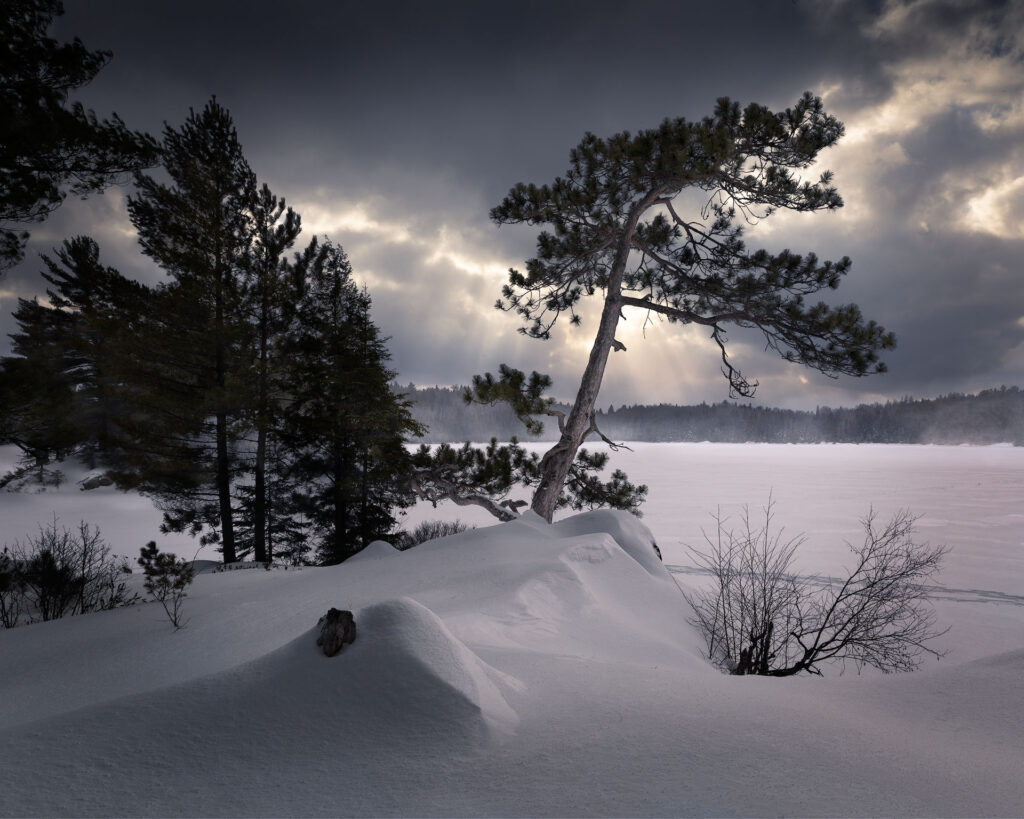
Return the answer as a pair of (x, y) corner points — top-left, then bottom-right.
(79, 473), (113, 490)
(317, 608), (356, 656)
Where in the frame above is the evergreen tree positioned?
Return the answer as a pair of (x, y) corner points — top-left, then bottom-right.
(346, 286), (422, 550)
(123, 99), (256, 562)
(490, 93), (895, 521)
(0, 298), (80, 483)
(279, 240), (421, 564)
(0, 236), (142, 483)
(237, 183), (302, 562)
(409, 365), (646, 520)
(410, 435), (647, 522)
(0, 0), (157, 272)
(101, 275), (227, 539)
(37, 236), (149, 466)
(235, 432), (308, 564)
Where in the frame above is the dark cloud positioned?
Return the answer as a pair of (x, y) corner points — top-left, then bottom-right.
(866, 0), (1017, 55)
(3, 0), (1021, 411)
(48, 0), (841, 194)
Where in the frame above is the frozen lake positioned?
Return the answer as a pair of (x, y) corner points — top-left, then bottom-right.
(406, 443), (1023, 582)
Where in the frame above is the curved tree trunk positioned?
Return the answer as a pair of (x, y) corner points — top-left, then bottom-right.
(530, 192), (660, 522)
(530, 281), (622, 522)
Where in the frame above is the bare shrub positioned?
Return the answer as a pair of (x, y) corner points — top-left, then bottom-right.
(2, 517), (136, 626)
(684, 500), (949, 676)
(0, 548), (25, 628)
(394, 519), (473, 551)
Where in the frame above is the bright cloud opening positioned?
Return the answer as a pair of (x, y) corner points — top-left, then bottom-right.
(426, 226), (509, 280)
(299, 200), (415, 245)
(963, 174), (1024, 239)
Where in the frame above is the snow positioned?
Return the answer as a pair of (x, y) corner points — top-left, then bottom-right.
(1, 443), (1023, 816)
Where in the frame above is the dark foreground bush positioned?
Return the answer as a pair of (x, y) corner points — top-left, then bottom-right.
(394, 519), (473, 551)
(0, 517), (136, 628)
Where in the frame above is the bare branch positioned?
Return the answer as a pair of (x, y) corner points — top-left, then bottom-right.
(578, 410), (632, 453)
(711, 326), (758, 399)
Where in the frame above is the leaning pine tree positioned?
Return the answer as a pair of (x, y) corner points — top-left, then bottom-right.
(481, 93), (894, 522)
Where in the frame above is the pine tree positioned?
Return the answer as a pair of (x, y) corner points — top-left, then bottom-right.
(124, 99), (256, 562)
(38, 236), (149, 466)
(237, 183), (301, 562)
(235, 432), (308, 564)
(0, 236), (141, 483)
(0, 0), (157, 272)
(101, 279), (223, 545)
(490, 94), (895, 521)
(409, 366), (647, 520)
(346, 287), (422, 550)
(279, 240), (421, 564)
(0, 298), (80, 483)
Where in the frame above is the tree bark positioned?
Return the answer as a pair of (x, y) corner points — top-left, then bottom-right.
(252, 289), (270, 563)
(332, 446), (349, 562)
(253, 425), (267, 562)
(215, 409), (236, 563)
(214, 249), (236, 564)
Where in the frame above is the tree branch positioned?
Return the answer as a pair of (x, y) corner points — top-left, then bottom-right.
(409, 465), (519, 522)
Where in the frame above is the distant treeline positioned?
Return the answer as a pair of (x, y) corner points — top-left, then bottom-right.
(404, 385), (1024, 445)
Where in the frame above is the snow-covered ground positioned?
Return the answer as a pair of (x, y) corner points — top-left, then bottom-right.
(1, 443), (1022, 816)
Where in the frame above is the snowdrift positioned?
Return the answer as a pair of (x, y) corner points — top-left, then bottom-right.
(1, 509), (1022, 817)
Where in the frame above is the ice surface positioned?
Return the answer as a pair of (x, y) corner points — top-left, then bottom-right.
(1, 443), (1022, 816)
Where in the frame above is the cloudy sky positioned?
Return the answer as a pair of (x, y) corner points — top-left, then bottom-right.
(3, 0), (1022, 410)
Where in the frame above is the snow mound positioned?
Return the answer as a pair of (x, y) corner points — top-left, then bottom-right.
(170, 595), (521, 740)
(428, 512), (709, 666)
(552, 508), (666, 577)
(189, 558), (223, 574)
(0, 599), (516, 817)
(345, 538), (398, 561)
(354, 597), (520, 734)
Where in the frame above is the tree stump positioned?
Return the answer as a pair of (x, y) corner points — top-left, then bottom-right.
(317, 608), (356, 656)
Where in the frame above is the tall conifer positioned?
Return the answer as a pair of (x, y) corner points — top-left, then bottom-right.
(279, 240), (421, 564)
(38, 236), (148, 466)
(0, 297), (80, 480)
(126, 99), (255, 562)
(0, 236), (142, 481)
(238, 184), (301, 562)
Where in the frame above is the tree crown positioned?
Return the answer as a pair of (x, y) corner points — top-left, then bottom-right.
(492, 93), (893, 397)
